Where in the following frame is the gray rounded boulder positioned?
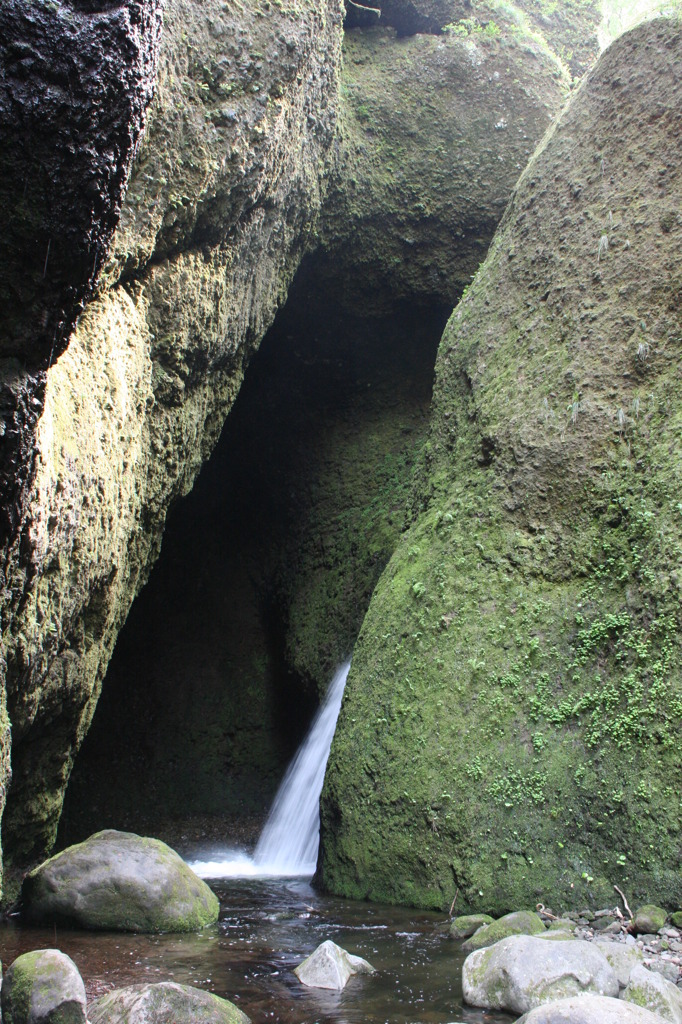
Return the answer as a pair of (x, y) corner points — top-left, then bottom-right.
(462, 935), (618, 1015)
(22, 830), (219, 933)
(88, 982), (250, 1024)
(517, 994), (671, 1023)
(1, 949), (87, 1024)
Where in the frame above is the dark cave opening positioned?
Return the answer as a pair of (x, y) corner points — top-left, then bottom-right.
(58, 258), (450, 852)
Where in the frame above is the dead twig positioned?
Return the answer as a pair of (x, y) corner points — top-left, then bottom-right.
(448, 889), (459, 918)
(614, 884), (633, 921)
(536, 903), (560, 921)
(346, 0), (381, 13)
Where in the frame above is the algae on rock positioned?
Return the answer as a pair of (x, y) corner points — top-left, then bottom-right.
(319, 17), (682, 914)
(0, 0), (344, 884)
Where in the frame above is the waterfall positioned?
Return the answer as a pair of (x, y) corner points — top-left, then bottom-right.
(253, 659), (350, 875)
(190, 660), (350, 878)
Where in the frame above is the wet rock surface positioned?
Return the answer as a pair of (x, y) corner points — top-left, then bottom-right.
(1, 949), (87, 1024)
(22, 830), (219, 933)
(0, 0), (343, 883)
(89, 982), (250, 1024)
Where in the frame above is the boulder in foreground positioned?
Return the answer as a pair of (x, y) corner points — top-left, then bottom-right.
(294, 940), (375, 990)
(622, 964), (682, 1023)
(462, 934), (618, 1014)
(1, 949), (86, 1024)
(517, 994), (670, 1023)
(89, 982), (249, 1024)
(22, 830), (219, 933)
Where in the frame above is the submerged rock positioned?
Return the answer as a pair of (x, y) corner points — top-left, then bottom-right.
(462, 935), (618, 1014)
(516, 994), (670, 1023)
(622, 965), (682, 1023)
(1, 949), (86, 1024)
(462, 910), (545, 951)
(22, 830), (219, 933)
(294, 940), (375, 990)
(88, 982), (249, 1024)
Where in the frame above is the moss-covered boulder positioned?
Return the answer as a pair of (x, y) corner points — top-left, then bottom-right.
(22, 830), (219, 932)
(633, 906), (668, 935)
(89, 982), (249, 1024)
(1, 949), (86, 1024)
(319, 16), (682, 913)
(0, 0), (343, 885)
(463, 910), (545, 951)
(317, 13), (569, 315)
(622, 965), (682, 1023)
(343, 0), (602, 78)
(449, 912), (494, 939)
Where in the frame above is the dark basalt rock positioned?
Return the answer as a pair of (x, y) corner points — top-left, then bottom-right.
(0, 0), (162, 552)
(0, 0), (163, 368)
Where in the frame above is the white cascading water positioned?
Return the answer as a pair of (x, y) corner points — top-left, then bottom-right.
(190, 660), (350, 879)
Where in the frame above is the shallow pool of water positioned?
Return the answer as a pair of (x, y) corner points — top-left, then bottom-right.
(0, 872), (515, 1024)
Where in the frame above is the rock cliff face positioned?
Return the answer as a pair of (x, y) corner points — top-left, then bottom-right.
(0, 0), (344, 881)
(0, 0), (596, 892)
(317, 11), (570, 314)
(319, 18), (682, 914)
(55, 9), (571, 840)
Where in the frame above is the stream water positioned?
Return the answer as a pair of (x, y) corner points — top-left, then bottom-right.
(0, 876), (513, 1023)
(0, 661), (514, 1022)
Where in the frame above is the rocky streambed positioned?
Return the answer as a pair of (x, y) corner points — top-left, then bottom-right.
(1, 831), (681, 1024)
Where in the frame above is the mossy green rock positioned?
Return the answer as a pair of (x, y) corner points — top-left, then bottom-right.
(671, 912), (682, 929)
(1, 949), (86, 1024)
(622, 964), (682, 1023)
(88, 982), (249, 1024)
(633, 906), (668, 935)
(463, 910), (545, 951)
(449, 913), (494, 939)
(22, 830), (219, 933)
(319, 17), (682, 914)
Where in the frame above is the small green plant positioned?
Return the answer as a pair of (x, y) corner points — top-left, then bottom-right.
(568, 393), (581, 425)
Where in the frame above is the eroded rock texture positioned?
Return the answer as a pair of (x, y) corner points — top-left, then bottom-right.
(319, 18), (682, 913)
(0, 0), (344, 882)
(56, 8), (574, 839)
(0, 0), (598, 892)
(318, 14), (570, 314)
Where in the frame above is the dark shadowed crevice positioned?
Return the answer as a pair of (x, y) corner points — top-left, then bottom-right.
(58, 257), (449, 850)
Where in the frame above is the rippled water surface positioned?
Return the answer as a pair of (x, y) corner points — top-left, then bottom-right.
(0, 873), (514, 1024)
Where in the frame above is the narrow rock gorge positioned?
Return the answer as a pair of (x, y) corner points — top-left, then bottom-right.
(5, 0), (680, 932)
